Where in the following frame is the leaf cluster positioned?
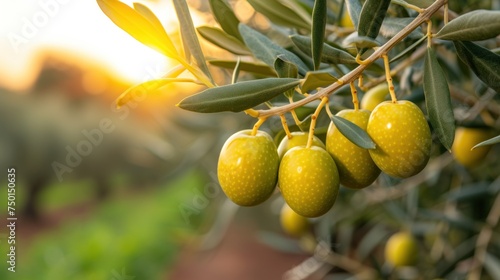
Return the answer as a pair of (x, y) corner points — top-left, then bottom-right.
(97, 0), (500, 278)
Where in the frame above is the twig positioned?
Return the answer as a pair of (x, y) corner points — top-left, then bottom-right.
(255, 0), (449, 118)
(362, 45), (427, 90)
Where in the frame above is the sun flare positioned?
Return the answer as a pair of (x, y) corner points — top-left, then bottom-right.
(0, 0), (186, 90)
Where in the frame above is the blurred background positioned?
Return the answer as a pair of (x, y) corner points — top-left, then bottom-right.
(0, 1), (241, 279)
(0, 1), (311, 279)
(1, 0), (500, 280)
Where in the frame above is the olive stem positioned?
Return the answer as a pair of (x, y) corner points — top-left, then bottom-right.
(350, 81), (359, 110)
(363, 45), (427, 90)
(280, 115), (293, 139)
(325, 103), (334, 119)
(426, 20), (433, 48)
(255, 0), (448, 118)
(245, 108), (259, 118)
(306, 97), (328, 148)
(290, 109), (301, 126)
(382, 54), (397, 102)
(251, 117), (266, 136)
(288, 97), (302, 126)
(355, 53), (370, 65)
(358, 75), (364, 90)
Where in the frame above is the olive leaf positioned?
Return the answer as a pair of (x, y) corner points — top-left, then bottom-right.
(97, 0), (178, 59)
(454, 41), (500, 93)
(173, 0), (214, 83)
(197, 26), (251, 55)
(436, 10), (500, 41)
(331, 115), (376, 149)
(208, 0), (243, 41)
(290, 35), (357, 65)
(343, 33), (380, 49)
(239, 24), (309, 75)
(177, 78), (300, 113)
(311, 0), (327, 70)
(472, 134), (500, 150)
(358, 0), (391, 43)
(423, 47), (455, 150)
(380, 17), (423, 40)
(274, 55), (299, 98)
(345, 0), (362, 29)
(208, 60), (277, 77)
(280, 0), (313, 25)
(247, 0), (311, 30)
(301, 72), (338, 93)
(132, 3), (166, 35)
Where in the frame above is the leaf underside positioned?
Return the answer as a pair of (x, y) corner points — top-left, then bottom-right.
(178, 78), (300, 113)
(331, 115), (376, 149)
(423, 47), (455, 150)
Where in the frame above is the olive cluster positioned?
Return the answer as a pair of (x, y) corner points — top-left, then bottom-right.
(217, 89), (432, 219)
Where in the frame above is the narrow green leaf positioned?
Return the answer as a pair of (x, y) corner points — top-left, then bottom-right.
(380, 17), (423, 40)
(358, 0), (391, 39)
(436, 10), (500, 41)
(423, 47), (455, 150)
(311, 0), (327, 70)
(279, 0), (313, 25)
(177, 78), (300, 113)
(247, 0), (311, 30)
(97, 0), (178, 59)
(345, 0), (362, 29)
(322, 44), (358, 65)
(197, 26), (251, 55)
(172, 0), (214, 83)
(472, 134), (500, 150)
(343, 34), (380, 49)
(331, 115), (376, 149)
(208, 0), (243, 41)
(301, 71), (338, 93)
(239, 24), (309, 75)
(274, 55), (298, 79)
(290, 35), (357, 65)
(274, 55), (298, 98)
(208, 60), (277, 77)
(454, 41), (500, 93)
(117, 78), (198, 108)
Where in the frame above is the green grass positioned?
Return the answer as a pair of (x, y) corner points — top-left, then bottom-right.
(38, 179), (96, 211)
(0, 170), (207, 280)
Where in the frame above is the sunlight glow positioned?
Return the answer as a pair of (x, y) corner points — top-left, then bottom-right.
(0, 0), (183, 90)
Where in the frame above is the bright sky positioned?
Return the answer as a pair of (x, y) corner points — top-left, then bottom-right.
(0, 0), (180, 89)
